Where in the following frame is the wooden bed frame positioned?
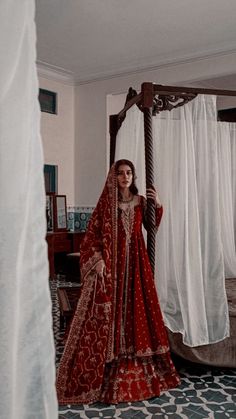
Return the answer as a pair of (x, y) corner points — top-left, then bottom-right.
(109, 82), (236, 367)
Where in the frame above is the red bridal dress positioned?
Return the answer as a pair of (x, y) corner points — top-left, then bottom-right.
(56, 166), (180, 405)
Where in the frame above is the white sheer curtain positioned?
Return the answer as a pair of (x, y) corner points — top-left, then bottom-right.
(217, 122), (236, 277)
(231, 124), (236, 241)
(0, 2), (57, 418)
(115, 94), (236, 347)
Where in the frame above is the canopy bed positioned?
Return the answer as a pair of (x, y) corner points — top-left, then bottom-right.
(109, 82), (236, 367)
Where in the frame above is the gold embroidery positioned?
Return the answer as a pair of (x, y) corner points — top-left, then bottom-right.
(120, 202), (135, 244)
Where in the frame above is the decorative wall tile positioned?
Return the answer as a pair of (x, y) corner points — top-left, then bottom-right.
(67, 206), (94, 232)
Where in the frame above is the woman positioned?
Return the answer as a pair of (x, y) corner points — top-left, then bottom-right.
(56, 159), (180, 404)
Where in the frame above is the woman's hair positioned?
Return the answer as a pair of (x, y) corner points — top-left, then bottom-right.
(115, 159), (139, 195)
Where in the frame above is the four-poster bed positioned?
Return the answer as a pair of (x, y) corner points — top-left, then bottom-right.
(109, 82), (236, 367)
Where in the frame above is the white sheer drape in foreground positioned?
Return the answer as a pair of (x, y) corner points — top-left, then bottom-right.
(0, 2), (57, 418)
(116, 95), (236, 346)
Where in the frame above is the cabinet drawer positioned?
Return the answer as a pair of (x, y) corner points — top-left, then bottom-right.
(54, 239), (71, 253)
(54, 232), (68, 243)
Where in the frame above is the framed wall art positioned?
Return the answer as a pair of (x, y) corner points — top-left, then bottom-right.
(39, 88), (57, 114)
(46, 193), (67, 232)
(44, 164), (58, 194)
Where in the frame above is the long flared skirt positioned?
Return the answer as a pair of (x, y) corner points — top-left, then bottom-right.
(100, 353), (180, 404)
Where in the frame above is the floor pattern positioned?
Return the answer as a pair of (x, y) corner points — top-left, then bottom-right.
(51, 278), (236, 419)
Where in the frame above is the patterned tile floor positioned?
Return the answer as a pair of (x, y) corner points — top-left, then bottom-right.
(51, 279), (236, 419)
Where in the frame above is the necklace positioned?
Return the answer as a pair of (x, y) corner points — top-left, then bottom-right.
(119, 194), (133, 203)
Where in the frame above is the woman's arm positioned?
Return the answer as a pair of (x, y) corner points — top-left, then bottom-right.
(142, 187), (163, 229)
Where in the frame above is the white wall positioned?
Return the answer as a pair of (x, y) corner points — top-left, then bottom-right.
(39, 76), (75, 206)
(74, 52), (236, 206)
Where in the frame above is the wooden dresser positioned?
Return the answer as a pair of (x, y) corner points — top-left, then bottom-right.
(46, 231), (85, 279)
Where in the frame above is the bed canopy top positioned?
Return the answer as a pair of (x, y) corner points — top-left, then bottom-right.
(109, 82), (236, 272)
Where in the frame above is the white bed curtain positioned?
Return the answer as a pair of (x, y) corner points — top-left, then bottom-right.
(115, 94), (236, 347)
(0, 2), (58, 418)
(231, 124), (236, 241)
(217, 122), (236, 277)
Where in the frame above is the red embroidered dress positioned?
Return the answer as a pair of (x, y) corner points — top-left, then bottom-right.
(56, 165), (180, 404)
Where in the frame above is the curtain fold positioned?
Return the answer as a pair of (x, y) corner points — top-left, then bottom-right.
(0, 1), (58, 418)
(229, 124), (236, 251)
(217, 123), (236, 277)
(115, 94), (235, 347)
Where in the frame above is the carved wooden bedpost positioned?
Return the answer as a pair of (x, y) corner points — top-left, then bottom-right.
(109, 82), (236, 273)
(109, 114), (120, 167)
(141, 82), (156, 274)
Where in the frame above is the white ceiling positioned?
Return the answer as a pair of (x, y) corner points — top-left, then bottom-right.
(35, 0), (236, 85)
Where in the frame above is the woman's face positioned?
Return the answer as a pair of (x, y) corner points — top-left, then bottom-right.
(117, 164), (133, 190)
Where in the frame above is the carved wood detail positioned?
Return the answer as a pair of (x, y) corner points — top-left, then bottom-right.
(152, 93), (197, 115)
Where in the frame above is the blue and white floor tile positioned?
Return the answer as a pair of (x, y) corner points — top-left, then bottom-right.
(51, 279), (236, 419)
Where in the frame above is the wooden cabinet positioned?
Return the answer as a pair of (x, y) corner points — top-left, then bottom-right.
(46, 231), (85, 279)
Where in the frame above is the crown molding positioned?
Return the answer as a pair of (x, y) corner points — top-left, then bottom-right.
(37, 48), (236, 87)
(74, 48), (236, 85)
(37, 61), (76, 86)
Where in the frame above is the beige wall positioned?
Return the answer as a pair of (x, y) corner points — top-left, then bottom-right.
(39, 76), (75, 206)
(74, 52), (236, 206)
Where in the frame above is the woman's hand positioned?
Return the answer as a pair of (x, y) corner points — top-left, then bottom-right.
(146, 187), (162, 208)
(95, 259), (106, 276)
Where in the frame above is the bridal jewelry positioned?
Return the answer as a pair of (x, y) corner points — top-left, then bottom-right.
(119, 194), (133, 203)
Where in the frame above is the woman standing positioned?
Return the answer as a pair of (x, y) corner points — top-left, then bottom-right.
(56, 159), (180, 404)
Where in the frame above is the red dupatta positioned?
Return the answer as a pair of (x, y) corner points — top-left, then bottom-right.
(56, 165), (119, 404)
